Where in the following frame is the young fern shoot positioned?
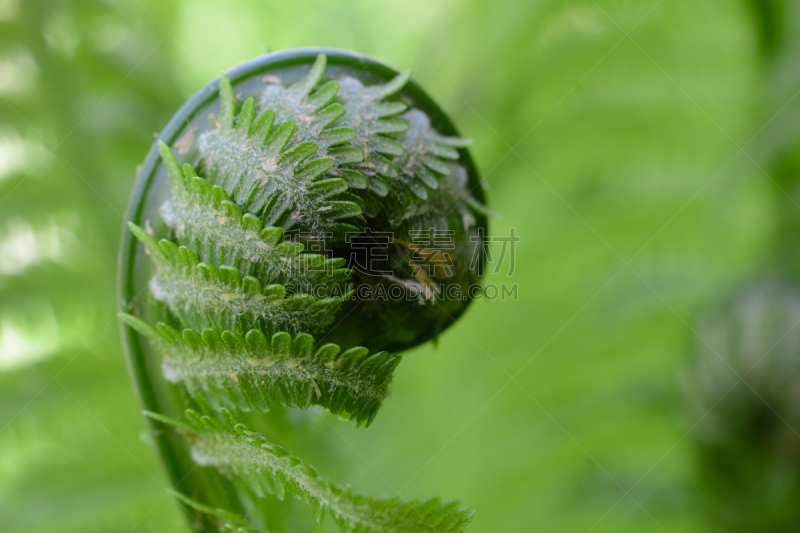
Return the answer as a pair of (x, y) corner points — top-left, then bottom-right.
(121, 50), (487, 533)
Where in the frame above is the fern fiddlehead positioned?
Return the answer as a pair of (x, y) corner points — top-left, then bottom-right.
(119, 49), (487, 533)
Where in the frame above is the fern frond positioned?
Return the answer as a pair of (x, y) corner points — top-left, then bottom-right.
(128, 222), (349, 335)
(260, 54), (365, 171)
(123, 51), (483, 533)
(259, 55), (412, 200)
(333, 72), (411, 196)
(121, 315), (399, 424)
(198, 74), (361, 237)
(158, 142), (352, 295)
(148, 409), (474, 533)
(404, 163), (487, 233)
(392, 110), (471, 201)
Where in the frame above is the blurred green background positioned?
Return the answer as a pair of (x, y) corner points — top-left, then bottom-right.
(2, 0), (799, 532)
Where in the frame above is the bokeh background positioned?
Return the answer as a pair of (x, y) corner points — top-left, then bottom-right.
(2, 0), (800, 532)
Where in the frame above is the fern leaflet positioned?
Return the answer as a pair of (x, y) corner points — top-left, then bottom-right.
(148, 409), (474, 533)
(128, 222), (349, 335)
(159, 141), (352, 295)
(199, 74), (361, 237)
(121, 314), (398, 424)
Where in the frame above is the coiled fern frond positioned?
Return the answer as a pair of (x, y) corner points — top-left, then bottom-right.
(120, 50), (487, 533)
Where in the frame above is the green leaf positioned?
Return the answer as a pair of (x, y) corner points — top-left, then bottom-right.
(150, 409), (474, 533)
(198, 73), (361, 238)
(259, 55), (413, 201)
(260, 55), (358, 164)
(157, 147), (352, 296)
(401, 163), (487, 232)
(334, 72), (412, 195)
(392, 109), (471, 200)
(124, 315), (400, 425)
(127, 224), (351, 335)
